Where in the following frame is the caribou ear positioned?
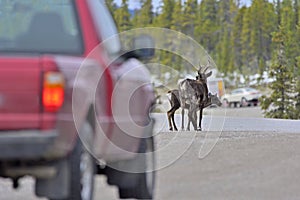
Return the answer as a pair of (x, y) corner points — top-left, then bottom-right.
(206, 71), (212, 78)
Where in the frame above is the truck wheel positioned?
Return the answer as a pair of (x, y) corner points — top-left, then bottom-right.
(52, 123), (95, 200)
(119, 137), (155, 199)
(70, 139), (95, 200)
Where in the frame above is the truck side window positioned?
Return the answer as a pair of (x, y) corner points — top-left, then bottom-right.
(87, 0), (121, 57)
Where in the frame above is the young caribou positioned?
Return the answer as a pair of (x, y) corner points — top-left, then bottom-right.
(167, 90), (222, 131)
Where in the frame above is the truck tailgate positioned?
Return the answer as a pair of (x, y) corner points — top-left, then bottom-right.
(0, 57), (41, 130)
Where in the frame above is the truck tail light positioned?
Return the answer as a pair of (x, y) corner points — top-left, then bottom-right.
(43, 72), (65, 112)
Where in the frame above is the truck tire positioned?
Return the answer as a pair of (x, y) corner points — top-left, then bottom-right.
(52, 123), (95, 200)
(119, 137), (155, 199)
(68, 138), (95, 200)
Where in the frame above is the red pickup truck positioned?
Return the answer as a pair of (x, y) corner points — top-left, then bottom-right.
(0, 0), (156, 199)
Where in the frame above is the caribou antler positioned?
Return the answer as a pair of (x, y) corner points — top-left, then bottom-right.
(198, 59), (211, 73)
(203, 59), (211, 73)
(197, 62), (203, 74)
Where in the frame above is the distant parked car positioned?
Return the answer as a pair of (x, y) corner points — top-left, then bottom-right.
(221, 87), (262, 107)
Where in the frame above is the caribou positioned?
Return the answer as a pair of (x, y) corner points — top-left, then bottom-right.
(178, 61), (213, 131)
(167, 90), (222, 131)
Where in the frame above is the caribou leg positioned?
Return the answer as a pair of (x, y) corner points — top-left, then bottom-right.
(198, 107), (203, 131)
(167, 109), (174, 131)
(167, 106), (179, 131)
(187, 105), (198, 131)
(187, 109), (197, 131)
(171, 111), (178, 131)
(193, 110), (198, 131)
(180, 100), (186, 131)
(187, 109), (192, 131)
(181, 107), (185, 130)
(191, 109), (198, 131)
(187, 114), (191, 131)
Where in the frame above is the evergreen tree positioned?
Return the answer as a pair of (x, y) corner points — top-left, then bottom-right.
(294, 0), (299, 26)
(171, 0), (183, 31)
(217, 26), (234, 73)
(216, 0), (238, 73)
(114, 0), (132, 31)
(154, 0), (174, 28)
(293, 1), (300, 118)
(151, 0), (174, 72)
(195, 0), (218, 53)
(133, 0), (154, 27)
(276, 0), (281, 25)
(261, 26), (296, 119)
(232, 6), (246, 73)
(170, 0), (184, 72)
(106, 0), (117, 14)
(181, 0), (197, 36)
(240, 6), (252, 71)
(295, 52), (300, 118)
(248, 0), (276, 74)
(295, 54), (300, 118)
(280, 0), (298, 64)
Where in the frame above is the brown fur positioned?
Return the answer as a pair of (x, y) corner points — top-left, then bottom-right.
(167, 90), (221, 131)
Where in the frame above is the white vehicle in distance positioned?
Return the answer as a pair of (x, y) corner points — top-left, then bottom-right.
(221, 87), (262, 107)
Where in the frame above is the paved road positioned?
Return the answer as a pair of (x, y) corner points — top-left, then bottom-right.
(152, 108), (300, 133)
(1, 108), (300, 200)
(155, 131), (300, 200)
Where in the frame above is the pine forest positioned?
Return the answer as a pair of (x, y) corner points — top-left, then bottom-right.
(107, 0), (300, 119)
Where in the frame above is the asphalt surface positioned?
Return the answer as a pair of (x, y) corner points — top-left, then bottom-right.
(152, 107), (300, 133)
(155, 131), (300, 200)
(1, 107), (300, 200)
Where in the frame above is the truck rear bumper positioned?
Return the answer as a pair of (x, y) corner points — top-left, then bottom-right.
(0, 130), (57, 160)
